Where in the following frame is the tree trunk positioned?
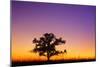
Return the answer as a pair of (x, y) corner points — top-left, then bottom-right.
(47, 50), (50, 61)
(47, 57), (50, 61)
(47, 43), (50, 61)
(47, 56), (50, 61)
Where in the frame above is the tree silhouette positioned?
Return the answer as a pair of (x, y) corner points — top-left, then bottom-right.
(32, 33), (66, 61)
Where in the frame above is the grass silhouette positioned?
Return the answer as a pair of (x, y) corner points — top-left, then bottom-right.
(12, 58), (95, 67)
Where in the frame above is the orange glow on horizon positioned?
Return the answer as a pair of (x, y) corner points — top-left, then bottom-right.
(12, 43), (95, 62)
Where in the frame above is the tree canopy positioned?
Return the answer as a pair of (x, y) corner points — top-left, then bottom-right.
(32, 33), (66, 61)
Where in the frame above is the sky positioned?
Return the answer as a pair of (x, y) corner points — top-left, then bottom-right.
(12, 1), (96, 61)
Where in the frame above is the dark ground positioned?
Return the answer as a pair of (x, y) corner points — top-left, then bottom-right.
(11, 58), (96, 67)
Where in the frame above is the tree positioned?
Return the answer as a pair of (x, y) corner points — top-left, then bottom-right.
(32, 33), (66, 61)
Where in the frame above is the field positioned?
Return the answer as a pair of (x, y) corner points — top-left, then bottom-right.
(12, 58), (96, 67)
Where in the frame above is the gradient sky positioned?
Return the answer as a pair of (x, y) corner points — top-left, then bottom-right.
(12, 1), (96, 61)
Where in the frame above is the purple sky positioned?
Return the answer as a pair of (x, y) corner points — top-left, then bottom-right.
(12, 1), (96, 36)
